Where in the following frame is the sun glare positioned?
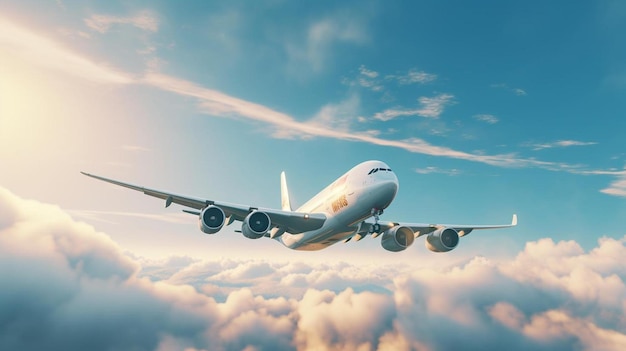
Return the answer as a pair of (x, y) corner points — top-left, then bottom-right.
(0, 55), (62, 158)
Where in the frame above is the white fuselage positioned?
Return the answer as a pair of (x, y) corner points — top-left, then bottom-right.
(279, 160), (398, 250)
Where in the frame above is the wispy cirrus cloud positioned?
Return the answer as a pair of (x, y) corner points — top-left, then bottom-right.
(144, 72), (615, 177)
(491, 83), (527, 96)
(386, 68), (437, 85)
(84, 10), (159, 33)
(525, 140), (598, 151)
(122, 145), (151, 152)
(349, 65), (437, 93)
(373, 93), (455, 121)
(5, 14), (623, 195)
(67, 209), (191, 225)
(0, 16), (134, 84)
(286, 16), (367, 73)
(356, 65), (384, 92)
(415, 166), (461, 176)
(474, 114), (499, 124)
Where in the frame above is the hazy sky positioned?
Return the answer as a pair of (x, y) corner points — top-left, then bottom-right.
(1, 1), (626, 350)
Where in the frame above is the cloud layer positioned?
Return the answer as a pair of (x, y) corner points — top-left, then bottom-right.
(1, 187), (625, 350)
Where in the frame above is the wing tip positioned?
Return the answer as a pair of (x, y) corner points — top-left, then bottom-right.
(511, 214), (518, 226)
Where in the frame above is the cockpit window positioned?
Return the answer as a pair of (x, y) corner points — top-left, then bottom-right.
(368, 167), (393, 175)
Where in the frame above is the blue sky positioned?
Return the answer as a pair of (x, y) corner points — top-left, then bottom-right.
(1, 1), (626, 349)
(1, 0), (624, 256)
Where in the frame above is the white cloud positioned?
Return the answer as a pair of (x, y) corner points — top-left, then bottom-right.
(373, 93), (455, 121)
(2, 186), (626, 350)
(306, 94), (361, 133)
(387, 69), (437, 85)
(351, 66), (436, 93)
(473, 114), (499, 124)
(85, 10), (159, 33)
(359, 65), (379, 78)
(287, 17), (367, 73)
(526, 140), (598, 151)
(413, 94), (455, 118)
(415, 166), (460, 176)
(357, 65), (384, 92)
(600, 175), (626, 197)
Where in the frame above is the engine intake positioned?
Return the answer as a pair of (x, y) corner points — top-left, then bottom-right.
(242, 211), (271, 239)
(381, 226), (415, 252)
(426, 228), (459, 252)
(199, 205), (225, 234)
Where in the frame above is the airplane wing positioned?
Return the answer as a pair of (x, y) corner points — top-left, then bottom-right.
(357, 214), (517, 238)
(80, 172), (326, 234)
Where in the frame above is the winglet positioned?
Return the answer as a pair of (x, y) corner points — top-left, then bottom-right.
(511, 214), (518, 226)
(280, 171), (292, 211)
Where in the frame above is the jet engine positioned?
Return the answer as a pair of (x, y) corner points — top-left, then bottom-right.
(425, 228), (459, 252)
(242, 211), (271, 239)
(381, 226), (415, 252)
(199, 205), (226, 234)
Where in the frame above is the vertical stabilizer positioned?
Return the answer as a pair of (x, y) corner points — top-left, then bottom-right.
(280, 171), (292, 211)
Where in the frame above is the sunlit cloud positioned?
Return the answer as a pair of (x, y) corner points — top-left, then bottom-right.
(3, 186), (625, 350)
(122, 145), (151, 152)
(0, 16), (134, 84)
(67, 209), (192, 225)
(600, 175), (626, 197)
(84, 10), (159, 33)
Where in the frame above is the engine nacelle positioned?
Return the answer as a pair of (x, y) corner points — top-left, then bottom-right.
(426, 228), (460, 253)
(242, 211), (271, 239)
(381, 226), (415, 252)
(199, 205), (226, 234)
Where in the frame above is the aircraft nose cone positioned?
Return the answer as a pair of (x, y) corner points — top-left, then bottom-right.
(376, 180), (398, 208)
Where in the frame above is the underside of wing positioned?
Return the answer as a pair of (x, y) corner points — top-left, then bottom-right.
(350, 214), (517, 253)
(81, 172), (326, 235)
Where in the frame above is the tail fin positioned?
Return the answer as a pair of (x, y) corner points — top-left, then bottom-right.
(280, 171), (292, 211)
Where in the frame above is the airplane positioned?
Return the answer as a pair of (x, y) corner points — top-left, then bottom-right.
(81, 160), (517, 252)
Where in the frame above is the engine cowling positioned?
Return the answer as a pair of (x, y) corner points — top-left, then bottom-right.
(425, 228), (459, 252)
(381, 226), (415, 252)
(242, 211), (271, 239)
(199, 205), (226, 234)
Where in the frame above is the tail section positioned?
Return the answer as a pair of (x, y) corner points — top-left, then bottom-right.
(280, 171), (293, 211)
